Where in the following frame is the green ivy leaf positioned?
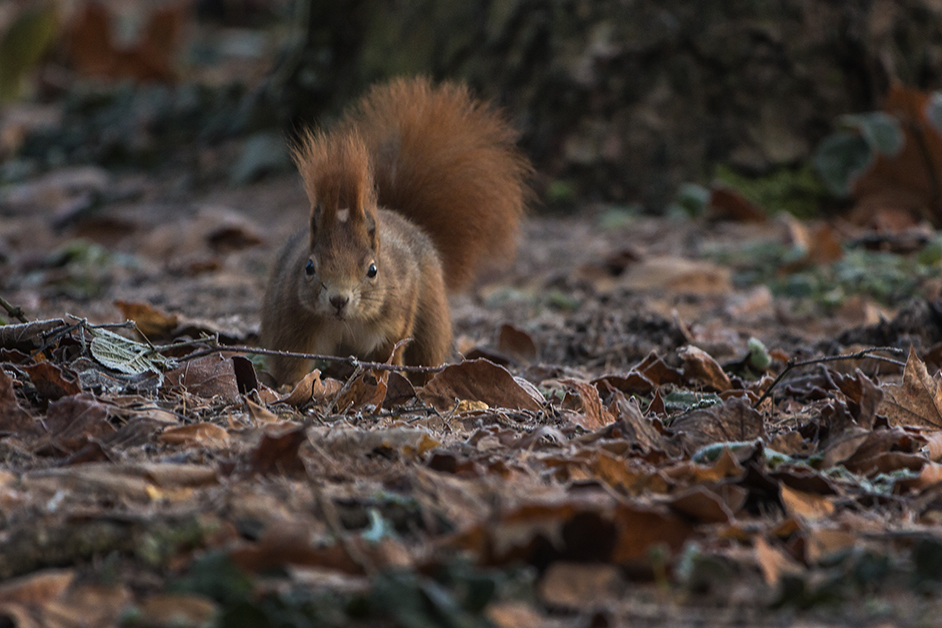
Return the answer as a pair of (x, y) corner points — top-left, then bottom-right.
(840, 112), (904, 157)
(813, 131), (873, 197)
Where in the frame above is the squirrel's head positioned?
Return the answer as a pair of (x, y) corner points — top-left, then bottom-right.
(292, 129), (382, 320)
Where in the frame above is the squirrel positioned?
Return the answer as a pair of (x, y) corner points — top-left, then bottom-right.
(259, 77), (531, 385)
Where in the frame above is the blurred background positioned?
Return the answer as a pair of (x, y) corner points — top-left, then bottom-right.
(4, 0), (942, 212)
(5, 0), (942, 333)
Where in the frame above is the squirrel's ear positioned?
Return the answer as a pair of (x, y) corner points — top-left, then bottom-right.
(309, 203), (322, 239)
(365, 212), (378, 249)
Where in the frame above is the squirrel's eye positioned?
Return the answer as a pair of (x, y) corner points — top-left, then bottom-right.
(305, 260), (316, 276)
(366, 262), (378, 278)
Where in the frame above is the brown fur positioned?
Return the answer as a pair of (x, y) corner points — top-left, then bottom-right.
(260, 77), (530, 385)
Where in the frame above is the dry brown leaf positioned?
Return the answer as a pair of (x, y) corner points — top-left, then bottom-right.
(276, 369), (341, 407)
(137, 463), (218, 488)
(0, 568), (74, 604)
(838, 427), (924, 475)
(754, 536), (802, 587)
(537, 562), (623, 610)
(137, 594), (217, 626)
(663, 447), (745, 485)
(23, 362), (82, 402)
(250, 425), (307, 476)
(708, 186), (768, 222)
(486, 601), (544, 628)
(780, 484), (835, 521)
(40, 393), (115, 454)
(0, 367), (37, 435)
(804, 527), (857, 564)
(618, 256), (732, 295)
(160, 423), (231, 449)
(924, 431), (942, 461)
(333, 369), (388, 413)
(671, 397), (765, 451)
(114, 300), (179, 338)
(610, 503), (696, 563)
(0, 319), (67, 353)
(679, 345), (732, 392)
(778, 216), (845, 271)
(420, 359), (543, 412)
(851, 85), (942, 227)
(229, 521), (363, 575)
(165, 355), (240, 403)
(45, 583), (132, 628)
(561, 378), (615, 430)
(66, 1), (185, 82)
(590, 451), (669, 495)
(498, 324), (538, 363)
(243, 397), (280, 424)
(316, 427), (440, 459)
(665, 485), (735, 524)
(894, 462), (942, 493)
(880, 347), (942, 428)
(383, 371), (416, 408)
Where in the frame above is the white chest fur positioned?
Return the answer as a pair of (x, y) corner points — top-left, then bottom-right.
(312, 318), (389, 358)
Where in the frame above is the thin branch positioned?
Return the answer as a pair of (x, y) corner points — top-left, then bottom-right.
(0, 297), (28, 324)
(178, 343), (447, 375)
(753, 346), (906, 409)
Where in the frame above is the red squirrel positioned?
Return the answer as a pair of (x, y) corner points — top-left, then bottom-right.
(260, 77), (531, 385)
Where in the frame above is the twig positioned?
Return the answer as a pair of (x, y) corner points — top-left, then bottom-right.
(178, 343), (447, 375)
(0, 297), (28, 324)
(753, 346), (907, 409)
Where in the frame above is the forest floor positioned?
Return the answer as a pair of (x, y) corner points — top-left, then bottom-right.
(4, 161), (942, 628)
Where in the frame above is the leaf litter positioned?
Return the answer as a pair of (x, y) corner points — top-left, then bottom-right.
(7, 43), (942, 628)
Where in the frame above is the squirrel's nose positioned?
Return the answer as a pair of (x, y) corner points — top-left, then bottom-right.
(329, 294), (349, 311)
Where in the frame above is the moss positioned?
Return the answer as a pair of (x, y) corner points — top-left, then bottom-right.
(713, 163), (828, 218)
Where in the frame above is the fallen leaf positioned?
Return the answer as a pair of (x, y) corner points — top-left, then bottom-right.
(0, 367), (38, 435)
(137, 594), (217, 626)
(165, 355), (240, 403)
(420, 359), (543, 412)
(665, 485), (736, 523)
(250, 425), (308, 476)
(45, 583), (132, 628)
(679, 345), (732, 392)
(0, 568), (73, 604)
(590, 450), (669, 495)
(160, 423), (231, 449)
(537, 562), (623, 609)
(382, 371), (416, 408)
(804, 527), (857, 564)
(498, 324), (538, 362)
(316, 427), (440, 459)
(0, 319), (67, 353)
(23, 362), (82, 402)
(754, 536), (802, 587)
(671, 397), (765, 452)
(277, 370), (341, 407)
(880, 347), (942, 428)
(332, 369), (388, 414)
(40, 393), (115, 454)
(851, 85), (942, 227)
(708, 186), (768, 222)
(114, 300), (179, 338)
(561, 378), (615, 430)
(610, 502), (696, 563)
(780, 484), (835, 521)
(66, 1), (185, 82)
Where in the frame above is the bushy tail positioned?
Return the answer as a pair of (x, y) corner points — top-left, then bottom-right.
(338, 77), (531, 291)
